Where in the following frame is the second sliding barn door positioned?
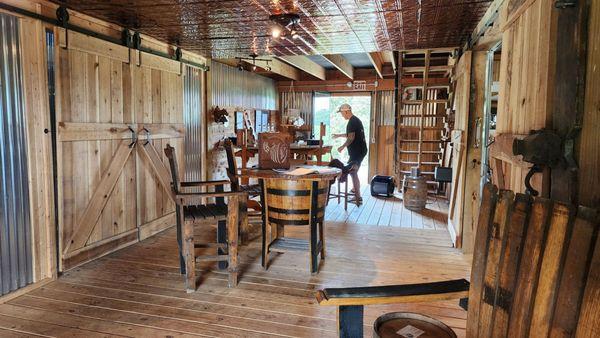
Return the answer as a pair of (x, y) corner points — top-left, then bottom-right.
(55, 29), (186, 270)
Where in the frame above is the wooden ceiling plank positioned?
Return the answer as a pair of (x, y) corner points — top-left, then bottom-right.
(321, 54), (354, 80)
(277, 56), (326, 80)
(367, 52), (385, 79)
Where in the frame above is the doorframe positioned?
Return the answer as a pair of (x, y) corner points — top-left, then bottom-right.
(480, 41), (502, 195)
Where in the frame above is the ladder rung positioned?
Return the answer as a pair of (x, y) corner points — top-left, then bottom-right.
(400, 150), (441, 154)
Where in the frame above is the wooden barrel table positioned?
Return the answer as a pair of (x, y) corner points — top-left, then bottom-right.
(374, 312), (456, 338)
(241, 166), (341, 274)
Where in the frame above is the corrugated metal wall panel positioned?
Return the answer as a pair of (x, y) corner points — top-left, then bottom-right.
(374, 90), (395, 126)
(0, 13), (33, 296)
(183, 66), (203, 181)
(210, 61), (277, 110)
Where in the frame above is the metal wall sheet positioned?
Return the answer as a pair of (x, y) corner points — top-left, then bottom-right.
(0, 13), (33, 296)
(210, 61), (277, 110)
(374, 90), (395, 126)
(183, 66), (203, 181)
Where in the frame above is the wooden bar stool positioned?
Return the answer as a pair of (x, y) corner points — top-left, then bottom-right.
(328, 164), (361, 210)
(164, 145), (246, 293)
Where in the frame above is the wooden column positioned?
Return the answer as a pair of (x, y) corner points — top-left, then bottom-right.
(550, 0), (590, 204)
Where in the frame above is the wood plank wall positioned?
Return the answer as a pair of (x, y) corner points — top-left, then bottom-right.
(20, 17), (56, 283)
(494, 0), (556, 194)
(448, 51), (471, 247)
(1, 0), (209, 286)
(55, 29), (186, 270)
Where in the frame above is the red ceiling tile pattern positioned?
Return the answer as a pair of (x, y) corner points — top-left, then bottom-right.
(51, 0), (491, 58)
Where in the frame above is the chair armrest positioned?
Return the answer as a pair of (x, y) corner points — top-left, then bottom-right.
(180, 180), (230, 187)
(175, 191), (247, 205)
(316, 279), (469, 306)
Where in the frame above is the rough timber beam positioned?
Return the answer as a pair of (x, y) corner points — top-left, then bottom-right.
(321, 54), (354, 80)
(277, 55), (326, 80)
(215, 57), (300, 81)
(367, 52), (385, 79)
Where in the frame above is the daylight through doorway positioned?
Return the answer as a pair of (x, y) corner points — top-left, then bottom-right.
(313, 94), (372, 185)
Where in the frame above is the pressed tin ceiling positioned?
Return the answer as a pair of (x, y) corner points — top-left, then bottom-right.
(51, 0), (492, 58)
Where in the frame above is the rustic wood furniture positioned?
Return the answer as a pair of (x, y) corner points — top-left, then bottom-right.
(328, 164), (361, 211)
(164, 145), (246, 293)
(257, 132), (292, 169)
(316, 183), (600, 337)
(236, 144), (333, 173)
(241, 167), (341, 274)
(223, 139), (262, 240)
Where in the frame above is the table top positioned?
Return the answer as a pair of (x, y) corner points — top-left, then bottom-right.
(241, 165), (341, 181)
(237, 144), (332, 151)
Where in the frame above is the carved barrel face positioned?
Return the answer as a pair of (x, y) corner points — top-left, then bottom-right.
(258, 133), (291, 169)
(263, 141), (288, 164)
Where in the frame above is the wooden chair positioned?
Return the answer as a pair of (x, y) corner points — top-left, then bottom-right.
(164, 144), (247, 293)
(223, 138), (261, 198)
(316, 183), (600, 337)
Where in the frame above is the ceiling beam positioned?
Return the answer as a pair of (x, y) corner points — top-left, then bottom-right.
(277, 56), (326, 80)
(321, 54), (354, 80)
(367, 52), (384, 79)
(214, 57), (300, 81)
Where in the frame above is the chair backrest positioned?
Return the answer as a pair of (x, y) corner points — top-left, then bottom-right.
(223, 139), (240, 191)
(467, 183), (599, 338)
(164, 144), (181, 194)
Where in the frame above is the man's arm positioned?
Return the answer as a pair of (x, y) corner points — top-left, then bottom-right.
(338, 132), (355, 152)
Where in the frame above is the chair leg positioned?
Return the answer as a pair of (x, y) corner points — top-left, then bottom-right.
(182, 221), (196, 293)
(239, 194), (249, 245)
(344, 181), (348, 211)
(176, 207), (185, 275)
(260, 179), (268, 269)
(217, 220), (228, 270)
(227, 195), (240, 287)
(319, 221), (326, 259)
(310, 181), (319, 274)
(337, 180), (341, 203)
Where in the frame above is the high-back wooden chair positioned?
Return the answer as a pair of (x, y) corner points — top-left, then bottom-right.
(223, 138), (261, 198)
(164, 144), (246, 293)
(316, 183), (600, 337)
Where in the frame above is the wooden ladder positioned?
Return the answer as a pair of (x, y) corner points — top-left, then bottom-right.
(395, 49), (455, 194)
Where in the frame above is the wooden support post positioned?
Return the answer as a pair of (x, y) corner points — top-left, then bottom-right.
(550, 0), (589, 204)
(338, 305), (364, 338)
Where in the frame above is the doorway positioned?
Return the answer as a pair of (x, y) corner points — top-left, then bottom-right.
(481, 43), (502, 193)
(313, 94), (372, 184)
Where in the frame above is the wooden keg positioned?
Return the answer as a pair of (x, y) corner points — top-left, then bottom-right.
(264, 178), (329, 227)
(374, 312), (456, 338)
(403, 167), (428, 211)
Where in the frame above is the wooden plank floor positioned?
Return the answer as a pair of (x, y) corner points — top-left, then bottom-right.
(325, 184), (449, 229)
(0, 192), (470, 337)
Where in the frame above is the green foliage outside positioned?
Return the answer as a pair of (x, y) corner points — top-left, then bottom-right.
(313, 95), (371, 165)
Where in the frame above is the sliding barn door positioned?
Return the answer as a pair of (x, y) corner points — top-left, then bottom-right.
(55, 29), (185, 270)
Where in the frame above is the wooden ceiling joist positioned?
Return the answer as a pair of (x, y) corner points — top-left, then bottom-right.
(367, 52), (385, 79)
(277, 55), (326, 81)
(215, 57), (300, 81)
(321, 54), (354, 80)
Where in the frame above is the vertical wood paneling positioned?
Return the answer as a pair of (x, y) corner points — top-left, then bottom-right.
(494, 0), (555, 194)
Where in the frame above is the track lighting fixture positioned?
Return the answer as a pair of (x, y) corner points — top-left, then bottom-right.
(234, 54), (272, 73)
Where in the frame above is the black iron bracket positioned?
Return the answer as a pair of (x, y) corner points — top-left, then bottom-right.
(128, 126), (137, 148)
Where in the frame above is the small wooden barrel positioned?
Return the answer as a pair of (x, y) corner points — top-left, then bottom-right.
(403, 168), (428, 211)
(373, 312), (456, 338)
(264, 178), (329, 226)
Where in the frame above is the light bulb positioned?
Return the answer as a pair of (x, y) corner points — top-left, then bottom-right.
(271, 27), (281, 38)
(292, 33), (299, 39)
(252, 65), (257, 71)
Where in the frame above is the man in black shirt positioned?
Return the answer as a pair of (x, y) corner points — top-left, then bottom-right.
(333, 103), (368, 203)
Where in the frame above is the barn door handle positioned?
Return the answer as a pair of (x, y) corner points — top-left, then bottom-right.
(128, 126), (137, 148)
(140, 127), (151, 145)
(474, 117), (482, 148)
